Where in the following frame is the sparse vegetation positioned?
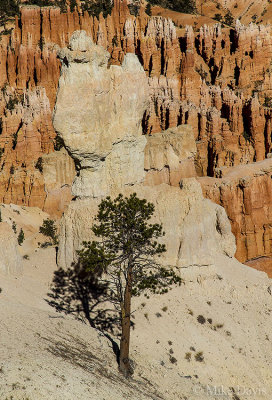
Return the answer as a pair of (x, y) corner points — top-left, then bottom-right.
(6, 93), (23, 111)
(69, 0), (77, 11)
(169, 355), (177, 364)
(82, 0), (113, 18)
(155, 312), (162, 318)
(197, 315), (206, 324)
(214, 13), (222, 23)
(17, 228), (25, 245)
(196, 65), (209, 81)
(224, 10), (234, 26)
(251, 14), (257, 23)
(185, 352), (192, 362)
(0, 0), (19, 23)
(147, 0), (196, 15)
(263, 96), (272, 108)
(39, 219), (58, 245)
(12, 221), (17, 233)
(128, 3), (140, 16)
(75, 193), (181, 377)
(195, 351), (204, 362)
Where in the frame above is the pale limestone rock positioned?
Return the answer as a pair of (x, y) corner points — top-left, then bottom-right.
(42, 148), (76, 217)
(58, 181), (236, 269)
(54, 33), (236, 270)
(53, 30), (149, 198)
(144, 125), (197, 186)
(0, 222), (22, 275)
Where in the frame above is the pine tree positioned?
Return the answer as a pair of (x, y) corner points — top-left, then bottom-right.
(79, 193), (182, 377)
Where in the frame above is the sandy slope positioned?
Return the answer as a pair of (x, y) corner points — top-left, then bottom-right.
(1, 242), (272, 400)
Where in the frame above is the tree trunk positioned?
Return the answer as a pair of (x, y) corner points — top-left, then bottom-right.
(119, 266), (132, 378)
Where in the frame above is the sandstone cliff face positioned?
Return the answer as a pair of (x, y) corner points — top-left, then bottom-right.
(3, 3), (272, 184)
(54, 33), (236, 270)
(144, 125), (197, 186)
(2, 1), (272, 262)
(199, 159), (272, 262)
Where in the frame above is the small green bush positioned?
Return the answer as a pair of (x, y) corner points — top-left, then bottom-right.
(195, 351), (204, 362)
(197, 315), (206, 324)
(18, 228), (25, 246)
(12, 221), (17, 233)
(39, 219), (58, 245)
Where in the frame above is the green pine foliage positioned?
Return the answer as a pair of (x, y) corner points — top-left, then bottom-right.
(18, 228), (25, 245)
(79, 193), (182, 376)
(0, 0), (19, 23)
(82, 0), (112, 18)
(39, 218), (58, 245)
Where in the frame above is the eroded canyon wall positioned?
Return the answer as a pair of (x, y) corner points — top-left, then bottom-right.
(53, 32), (236, 270)
(1, 0), (272, 260)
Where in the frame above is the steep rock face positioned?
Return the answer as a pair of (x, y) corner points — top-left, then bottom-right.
(2, 0), (272, 261)
(199, 159), (272, 262)
(58, 181), (236, 270)
(42, 148), (75, 217)
(0, 86), (74, 216)
(0, 87), (55, 208)
(144, 125), (197, 186)
(53, 31), (149, 198)
(54, 34), (236, 270)
(2, 2), (272, 188)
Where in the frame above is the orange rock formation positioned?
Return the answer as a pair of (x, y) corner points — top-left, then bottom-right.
(1, 0), (272, 260)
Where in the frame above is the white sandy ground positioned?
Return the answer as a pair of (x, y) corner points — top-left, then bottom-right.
(1, 242), (272, 400)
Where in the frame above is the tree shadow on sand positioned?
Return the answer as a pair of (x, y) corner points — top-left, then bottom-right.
(45, 262), (122, 363)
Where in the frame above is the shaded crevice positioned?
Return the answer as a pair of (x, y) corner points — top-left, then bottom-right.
(234, 65), (240, 86)
(207, 143), (216, 177)
(160, 38), (165, 75)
